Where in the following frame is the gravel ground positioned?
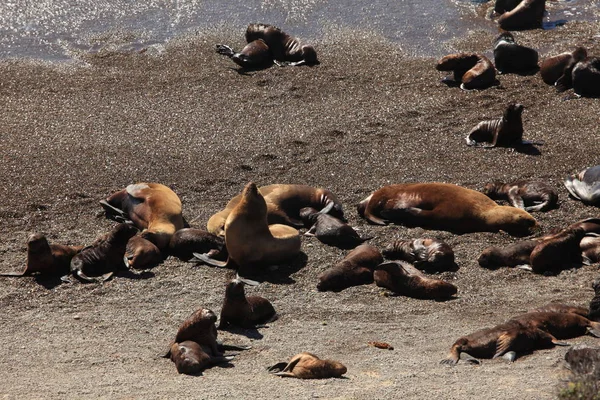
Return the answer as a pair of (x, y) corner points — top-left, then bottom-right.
(0, 21), (599, 400)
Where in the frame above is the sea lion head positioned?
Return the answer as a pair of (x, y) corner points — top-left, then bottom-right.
(327, 360), (348, 376)
(225, 278), (246, 299)
(477, 247), (503, 269)
(493, 31), (515, 47)
(356, 194), (372, 218)
(239, 182), (267, 217)
(504, 103), (524, 119)
(573, 47), (588, 62)
(482, 181), (503, 197)
(27, 233), (51, 253)
(490, 207), (537, 236)
(199, 308), (218, 324)
(301, 45), (319, 65)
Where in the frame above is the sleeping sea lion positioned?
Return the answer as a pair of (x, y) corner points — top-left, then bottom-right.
(382, 238), (456, 272)
(268, 352), (347, 379)
(124, 235), (162, 270)
(571, 57), (600, 97)
(529, 225), (586, 274)
(168, 340), (234, 375)
(497, 0), (545, 30)
(168, 228), (227, 262)
(0, 233), (82, 277)
(564, 165), (600, 206)
(493, 32), (539, 74)
(300, 206), (367, 249)
(436, 53), (497, 90)
(317, 244), (383, 292)
(540, 47), (588, 88)
(218, 278), (277, 329)
(373, 261), (457, 300)
(510, 311), (600, 339)
(465, 103), (526, 148)
(357, 182), (537, 235)
(478, 239), (539, 269)
(530, 303), (589, 318)
(482, 180), (558, 212)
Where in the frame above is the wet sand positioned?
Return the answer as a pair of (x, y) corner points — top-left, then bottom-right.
(1, 21), (600, 399)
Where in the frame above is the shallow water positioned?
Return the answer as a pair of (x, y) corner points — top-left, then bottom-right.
(0, 0), (598, 60)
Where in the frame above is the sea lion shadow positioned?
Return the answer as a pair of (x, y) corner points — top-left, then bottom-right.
(543, 20), (567, 30)
(243, 252), (308, 285)
(219, 326), (264, 340)
(233, 64), (273, 75)
(117, 270), (156, 280)
(34, 275), (64, 289)
(420, 261), (460, 273)
(513, 144), (541, 156)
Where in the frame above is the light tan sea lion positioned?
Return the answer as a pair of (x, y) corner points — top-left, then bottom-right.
(268, 352), (347, 379)
(436, 53), (497, 90)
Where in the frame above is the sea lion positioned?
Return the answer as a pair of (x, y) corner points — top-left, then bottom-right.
(581, 236), (600, 265)
(497, 0), (545, 30)
(373, 261), (457, 300)
(168, 228), (227, 262)
(564, 166), (600, 206)
(571, 57), (600, 97)
(510, 311), (600, 339)
(357, 182), (537, 235)
(540, 47), (588, 87)
(317, 244), (383, 292)
(529, 225), (586, 274)
(465, 103), (525, 148)
(435, 53), (497, 90)
(168, 340), (234, 375)
(207, 184), (344, 236)
(195, 182), (302, 278)
(68, 223), (138, 283)
(482, 180), (558, 212)
(0, 233), (82, 277)
(589, 278), (600, 322)
(218, 278), (277, 329)
(100, 183), (185, 251)
(493, 32), (539, 74)
(530, 303), (589, 318)
(268, 352), (347, 379)
(494, 0), (522, 14)
(124, 235), (162, 270)
(216, 38), (273, 69)
(478, 239), (539, 269)
(300, 206), (367, 249)
(382, 238), (456, 272)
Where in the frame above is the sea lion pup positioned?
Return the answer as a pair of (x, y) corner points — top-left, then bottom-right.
(510, 311), (600, 339)
(300, 206), (367, 249)
(493, 32), (539, 74)
(168, 228), (227, 262)
(124, 235), (162, 270)
(215, 38), (273, 69)
(465, 103), (525, 147)
(194, 182), (302, 277)
(268, 352), (347, 379)
(482, 180), (558, 212)
(571, 57), (600, 97)
(441, 319), (564, 365)
(0, 234), (82, 277)
(478, 239), (539, 269)
(528, 225), (587, 274)
(540, 47), (588, 86)
(530, 303), (589, 318)
(497, 0), (545, 31)
(218, 277), (277, 329)
(357, 183), (537, 236)
(588, 278), (600, 322)
(435, 53), (496, 90)
(373, 261), (457, 300)
(207, 184), (344, 236)
(67, 223), (139, 283)
(382, 238), (455, 272)
(564, 165), (600, 206)
(317, 244), (383, 292)
(169, 340), (234, 375)
(100, 183), (185, 251)
(581, 236), (600, 265)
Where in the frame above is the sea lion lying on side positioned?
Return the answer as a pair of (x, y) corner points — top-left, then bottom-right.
(382, 238), (456, 272)
(436, 53), (497, 90)
(168, 228), (227, 262)
(317, 244), (383, 292)
(268, 352), (347, 379)
(373, 261), (457, 300)
(300, 206), (368, 249)
(169, 340), (234, 375)
(482, 180), (558, 212)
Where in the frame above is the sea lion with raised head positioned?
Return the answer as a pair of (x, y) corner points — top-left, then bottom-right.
(168, 228), (227, 262)
(169, 340), (234, 375)
(493, 32), (539, 74)
(268, 352), (347, 379)
(300, 206), (367, 249)
(465, 103), (525, 148)
(436, 53), (497, 90)
(510, 311), (600, 339)
(478, 239), (539, 269)
(540, 47), (588, 87)
(571, 57), (600, 97)
(124, 235), (162, 270)
(382, 238), (455, 272)
(530, 303), (589, 318)
(482, 180), (558, 212)
(497, 0), (545, 30)
(357, 183), (537, 235)
(0, 233), (82, 277)
(529, 225), (587, 274)
(373, 261), (457, 300)
(218, 278), (277, 329)
(100, 183), (185, 251)
(317, 244), (383, 292)
(564, 166), (600, 206)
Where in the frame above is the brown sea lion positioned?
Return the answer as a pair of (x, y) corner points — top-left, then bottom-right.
(529, 225), (586, 274)
(169, 340), (234, 375)
(588, 278), (600, 322)
(571, 57), (600, 97)
(0, 233), (82, 277)
(540, 47), (588, 87)
(357, 183), (537, 236)
(382, 238), (456, 272)
(67, 223), (138, 283)
(493, 32), (539, 74)
(581, 236), (600, 265)
(207, 184), (344, 236)
(317, 244), (383, 292)
(497, 0), (545, 30)
(268, 352), (347, 379)
(124, 235), (162, 270)
(494, 0), (522, 14)
(465, 103), (525, 148)
(564, 166), (600, 205)
(482, 180), (558, 212)
(510, 311), (600, 339)
(478, 239), (539, 269)
(216, 39), (273, 69)
(218, 278), (277, 329)
(100, 183), (185, 251)
(435, 53), (497, 90)
(168, 228), (227, 262)
(300, 206), (368, 249)
(195, 182), (302, 278)
(373, 261), (457, 300)
(530, 303), (589, 318)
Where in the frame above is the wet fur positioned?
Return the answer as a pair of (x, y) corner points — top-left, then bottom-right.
(497, 0), (545, 31)
(493, 32), (539, 74)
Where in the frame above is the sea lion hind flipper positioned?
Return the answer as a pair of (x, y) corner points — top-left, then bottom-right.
(273, 371), (296, 377)
(440, 358), (459, 366)
(99, 200), (131, 223)
(267, 362), (288, 372)
(235, 273), (260, 287)
(507, 187), (525, 209)
(501, 351), (517, 362)
(318, 201), (335, 215)
(74, 270), (100, 283)
(192, 253), (229, 268)
(586, 325), (600, 338)
(216, 44), (235, 57)
(364, 212), (389, 226)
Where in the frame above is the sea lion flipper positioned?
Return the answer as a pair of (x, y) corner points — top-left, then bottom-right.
(440, 358), (458, 366)
(100, 272), (114, 282)
(75, 270), (99, 283)
(281, 357), (302, 373)
(273, 372), (296, 377)
(586, 326), (600, 338)
(501, 351), (517, 362)
(267, 362), (288, 372)
(319, 201), (335, 215)
(507, 187), (525, 209)
(515, 264), (533, 271)
(235, 273), (260, 287)
(555, 73), (572, 92)
(215, 44), (235, 57)
(192, 253), (228, 268)
(459, 352), (480, 365)
(494, 331), (515, 358)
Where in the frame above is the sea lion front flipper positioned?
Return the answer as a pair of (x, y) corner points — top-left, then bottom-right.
(100, 272), (114, 282)
(555, 72), (572, 92)
(507, 187), (525, 210)
(215, 44), (235, 57)
(460, 352), (480, 365)
(319, 201), (335, 215)
(494, 331), (516, 359)
(75, 269), (99, 283)
(501, 351), (517, 362)
(192, 253), (229, 268)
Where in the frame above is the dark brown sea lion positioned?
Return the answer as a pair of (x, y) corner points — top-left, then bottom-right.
(589, 277), (600, 322)
(100, 183), (185, 251)
(465, 103), (525, 148)
(207, 184), (344, 236)
(540, 47), (588, 87)
(529, 225), (586, 274)
(510, 311), (600, 339)
(357, 183), (537, 235)
(373, 261), (457, 300)
(168, 228), (227, 262)
(268, 352), (347, 379)
(436, 53), (497, 90)
(529, 303), (589, 318)
(564, 166), (600, 206)
(169, 340), (234, 375)
(317, 244), (383, 292)
(494, 0), (522, 14)
(68, 223), (138, 283)
(382, 238), (455, 272)
(300, 206), (367, 249)
(497, 0), (545, 30)
(195, 182), (301, 278)
(482, 180), (558, 212)
(581, 236), (600, 265)
(571, 57), (600, 97)
(218, 278), (277, 329)
(0, 233), (82, 277)
(493, 32), (539, 74)
(216, 39), (273, 69)
(478, 239), (539, 269)
(124, 235), (162, 270)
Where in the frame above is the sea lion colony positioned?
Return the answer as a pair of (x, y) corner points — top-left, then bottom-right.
(3, 4), (600, 381)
